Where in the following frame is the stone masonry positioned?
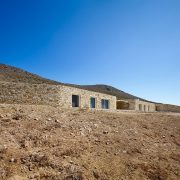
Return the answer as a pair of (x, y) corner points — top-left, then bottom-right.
(128, 99), (156, 112)
(0, 81), (117, 110)
(156, 103), (180, 113)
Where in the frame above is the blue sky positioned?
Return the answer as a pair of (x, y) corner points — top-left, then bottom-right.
(0, 0), (180, 105)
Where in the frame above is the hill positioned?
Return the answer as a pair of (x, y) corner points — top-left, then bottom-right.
(0, 64), (61, 85)
(0, 63), (148, 101)
(81, 84), (147, 101)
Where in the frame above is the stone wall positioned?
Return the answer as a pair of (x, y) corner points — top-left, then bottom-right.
(0, 82), (61, 106)
(156, 104), (180, 113)
(0, 82), (116, 110)
(128, 99), (156, 112)
(58, 85), (116, 110)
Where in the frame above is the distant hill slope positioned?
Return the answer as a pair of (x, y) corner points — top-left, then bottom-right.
(0, 63), (148, 101)
(81, 85), (142, 100)
(0, 64), (61, 85)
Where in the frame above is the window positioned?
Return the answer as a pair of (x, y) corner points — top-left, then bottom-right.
(90, 97), (96, 108)
(144, 105), (146, 111)
(101, 99), (109, 109)
(139, 104), (142, 111)
(72, 95), (79, 107)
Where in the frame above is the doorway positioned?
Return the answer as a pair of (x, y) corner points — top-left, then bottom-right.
(72, 95), (79, 107)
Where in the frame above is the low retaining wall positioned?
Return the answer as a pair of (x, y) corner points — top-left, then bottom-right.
(156, 104), (180, 113)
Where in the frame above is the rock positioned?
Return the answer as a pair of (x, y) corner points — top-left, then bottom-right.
(0, 168), (6, 177)
(69, 165), (76, 174)
(70, 133), (75, 136)
(55, 119), (60, 123)
(2, 118), (11, 122)
(69, 160), (73, 164)
(94, 124), (98, 128)
(103, 131), (108, 134)
(18, 109), (24, 113)
(0, 114), (4, 118)
(23, 140), (32, 148)
(93, 170), (100, 179)
(9, 158), (17, 163)
(80, 132), (85, 136)
(12, 114), (22, 120)
(0, 144), (7, 154)
(65, 173), (83, 180)
(95, 139), (100, 142)
(5, 113), (11, 117)
(28, 174), (39, 179)
(106, 141), (110, 145)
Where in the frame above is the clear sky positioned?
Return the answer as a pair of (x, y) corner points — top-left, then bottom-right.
(0, 0), (180, 105)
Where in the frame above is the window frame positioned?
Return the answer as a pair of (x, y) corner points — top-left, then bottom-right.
(90, 97), (96, 108)
(144, 105), (146, 111)
(72, 95), (80, 107)
(101, 99), (109, 109)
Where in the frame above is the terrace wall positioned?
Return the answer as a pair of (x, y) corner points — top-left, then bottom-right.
(156, 104), (180, 113)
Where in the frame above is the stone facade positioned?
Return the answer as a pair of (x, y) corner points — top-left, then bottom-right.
(3, 81), (179, 113)
(128, 99), (156, 112)
(0, 82), (117, 110)
(59, 85), (116, 110)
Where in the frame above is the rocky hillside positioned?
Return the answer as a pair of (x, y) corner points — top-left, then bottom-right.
(0, 64), (61, 85)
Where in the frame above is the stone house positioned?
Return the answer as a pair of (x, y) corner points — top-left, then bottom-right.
(129, 99), (156, 112)
(0, 82), (117, 110)
(117, 99), (156, 112)
(0, 81), (157, 112)
(58, 84), (117, 110)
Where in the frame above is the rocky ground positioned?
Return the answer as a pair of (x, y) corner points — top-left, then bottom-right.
(0, 104), (180, 180)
